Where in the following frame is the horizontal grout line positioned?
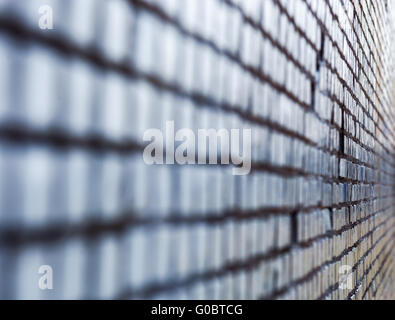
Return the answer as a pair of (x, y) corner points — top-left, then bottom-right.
(0, 200), (393, 247)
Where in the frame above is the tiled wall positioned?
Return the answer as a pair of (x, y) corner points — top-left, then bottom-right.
(0, 0), (394, 299)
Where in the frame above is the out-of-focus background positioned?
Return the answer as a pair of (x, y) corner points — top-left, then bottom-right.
(0, 0), (394, 300)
